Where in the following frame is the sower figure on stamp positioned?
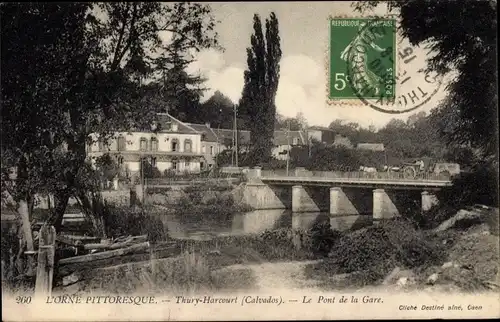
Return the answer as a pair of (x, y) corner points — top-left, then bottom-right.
(340, 21), (387, 96)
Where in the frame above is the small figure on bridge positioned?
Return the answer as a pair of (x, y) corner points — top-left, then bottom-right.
(415, 160), (425, 171)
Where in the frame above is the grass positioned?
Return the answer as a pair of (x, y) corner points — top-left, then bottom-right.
(60, 226), (334, 295)
(80, 250), (213, 295)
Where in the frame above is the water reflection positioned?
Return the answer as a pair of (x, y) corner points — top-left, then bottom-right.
(161, 209), (373, 241)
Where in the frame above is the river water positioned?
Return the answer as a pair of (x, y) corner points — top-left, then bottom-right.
(159, 210), (373, 240)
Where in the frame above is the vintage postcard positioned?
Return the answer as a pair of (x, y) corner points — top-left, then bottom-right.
(1, 1), (499, 321)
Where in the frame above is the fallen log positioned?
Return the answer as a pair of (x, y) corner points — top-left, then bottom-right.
(56, 244), (180, 278)
(58, 235), (101, 244)
(57, 252), (151, 277)
(57, 235), (83, 247)
(58, 242), (150, 265)
(83, 235), (148, 251)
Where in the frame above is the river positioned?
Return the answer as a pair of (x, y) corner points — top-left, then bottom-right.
(158, 209), (373, 240)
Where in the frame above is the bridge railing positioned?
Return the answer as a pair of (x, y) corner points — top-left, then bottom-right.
(260, 169), (451, 181)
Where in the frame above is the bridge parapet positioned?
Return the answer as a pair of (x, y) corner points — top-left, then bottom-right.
(261, 169), (451, 182)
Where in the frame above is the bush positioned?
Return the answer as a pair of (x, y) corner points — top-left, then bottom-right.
(309, 221), (342, 257)
(146, 187), (172, 195)
(329, 219), (445, 283)
(427, 161), (499, 227)
(101, 204), (168, 242)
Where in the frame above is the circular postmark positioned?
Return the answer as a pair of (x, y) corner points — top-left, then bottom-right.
(343, 16), (443, 114)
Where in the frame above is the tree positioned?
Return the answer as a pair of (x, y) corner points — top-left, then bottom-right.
(354, 1), (497, 159)
(238, 12), (282, 165)
(355, 0), (498, 207)
(95, 154), (121, 182)
(1, 3), (92, 254)
(328, 120), (362, 143)
(200, 91), (235, 129)
(1, 3), (220, 235)
(275, 112), (308, 131)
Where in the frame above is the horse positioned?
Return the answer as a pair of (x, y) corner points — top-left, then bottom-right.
(383, 165), (401, 172)
(360, 166), (377, 173)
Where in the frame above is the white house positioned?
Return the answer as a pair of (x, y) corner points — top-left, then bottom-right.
(271, 130), (308, 160)
(87, 113), (204, 178)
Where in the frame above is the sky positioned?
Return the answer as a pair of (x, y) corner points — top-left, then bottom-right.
(185, 1), (452, 129)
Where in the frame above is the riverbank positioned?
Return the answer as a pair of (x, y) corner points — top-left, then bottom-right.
(303, 207), (500, 292)
(3, 199), (498, 297)
(146, 181), (253, 222)
(67, 206), (499, 295)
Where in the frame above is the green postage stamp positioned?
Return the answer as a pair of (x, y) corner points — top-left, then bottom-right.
(328, 18), (396, 103)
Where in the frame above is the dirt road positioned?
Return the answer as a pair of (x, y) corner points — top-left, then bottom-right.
(213, 260), (324, 292)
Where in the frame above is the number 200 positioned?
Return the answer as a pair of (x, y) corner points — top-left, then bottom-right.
(16, 296), (32, 304)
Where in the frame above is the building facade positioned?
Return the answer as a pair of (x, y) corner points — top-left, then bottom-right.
(87, 113), (204, 178)
(87, 113), (358, 175)
(307, 126), (336, 145)
(185, 123), (220, 171)
(272, 130), (308, 160)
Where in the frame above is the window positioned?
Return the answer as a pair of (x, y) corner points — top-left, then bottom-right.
(171, 139), (179, 152)
(117, 136), (126, 151)
(210, 146), (214, 155)
(150, 137), (158, 151)
(292, 137), (299, 145)
(98, 139), (105, 152)
(202, 145), (206, 153)
(201, 162), (205, 169)
(151, 157), (157, 167)
(165, 122), (172, 131)
(184, 139), (192, 153)
(140, 138), (148, 151)
(117, 156), (124, 165)
(201, 133), (206, 141)
(172, 160), (178, 170)
(172, 123), (178, 132)
(184, 161), (190, 168)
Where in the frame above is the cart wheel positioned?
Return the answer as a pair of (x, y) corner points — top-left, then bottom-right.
(403, 166), (416, 179)
(439, 170), (451, 179)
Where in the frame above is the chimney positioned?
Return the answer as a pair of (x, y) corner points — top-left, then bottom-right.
(205, 122), (210, 128)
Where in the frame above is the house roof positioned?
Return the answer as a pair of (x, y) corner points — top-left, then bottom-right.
(208, 128), (308, 146)
(156, 113), (200, 134)
(215, 129), (251, 145)
(119, 113), (200, 135)
(185, 123), (218, 142)
(273, 130), (307, 145)
(307, 126), (333, 132)
(357, 143), (385, 151)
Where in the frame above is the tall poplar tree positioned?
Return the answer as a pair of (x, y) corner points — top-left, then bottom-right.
(239, 13), (282, 165)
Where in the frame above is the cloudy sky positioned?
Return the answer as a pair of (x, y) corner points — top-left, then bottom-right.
(186, 1), (451, 128)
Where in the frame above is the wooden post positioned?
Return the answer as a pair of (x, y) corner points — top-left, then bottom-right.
(149, 242), (157, 282)
(35, 225), (56, 299)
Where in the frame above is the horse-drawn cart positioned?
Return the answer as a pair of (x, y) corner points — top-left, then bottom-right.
(399, 160), (460, 179)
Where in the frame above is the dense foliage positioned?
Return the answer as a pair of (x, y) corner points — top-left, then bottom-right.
(1, 3), (220, 232)
(352, 0), (498, 206)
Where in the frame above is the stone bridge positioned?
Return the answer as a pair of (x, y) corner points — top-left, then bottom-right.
(241, 167), (452, 221)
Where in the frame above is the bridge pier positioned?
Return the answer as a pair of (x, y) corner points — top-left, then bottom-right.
(329, 187), (359, 216)
(246, 166), (262, 183)
(373, 189), (400, 220)
(242, 183), (289, 210)
(421, 191), (439, 212)
(292, 185), (326, 213)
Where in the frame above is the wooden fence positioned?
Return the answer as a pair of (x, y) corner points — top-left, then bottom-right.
(34, 225), (56, 298)
(32, 227), (180, 297)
